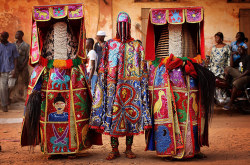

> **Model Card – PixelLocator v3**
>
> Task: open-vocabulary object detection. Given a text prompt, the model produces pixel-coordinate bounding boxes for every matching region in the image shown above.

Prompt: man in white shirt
[86,38,98,96]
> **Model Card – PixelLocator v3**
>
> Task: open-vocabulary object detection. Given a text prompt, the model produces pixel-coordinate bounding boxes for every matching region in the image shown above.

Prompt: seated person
[224,46,250,110]
[230,32,248,65]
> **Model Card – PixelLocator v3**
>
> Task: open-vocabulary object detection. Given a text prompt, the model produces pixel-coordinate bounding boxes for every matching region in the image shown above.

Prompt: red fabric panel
[200,20,205,59]
[145,17,155,61]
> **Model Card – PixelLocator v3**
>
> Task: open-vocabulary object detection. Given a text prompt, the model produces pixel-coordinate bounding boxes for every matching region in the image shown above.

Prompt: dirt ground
[0,103,250,165]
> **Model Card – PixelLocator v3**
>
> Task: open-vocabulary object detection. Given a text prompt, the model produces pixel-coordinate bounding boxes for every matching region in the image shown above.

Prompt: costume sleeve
[139,43,152,128]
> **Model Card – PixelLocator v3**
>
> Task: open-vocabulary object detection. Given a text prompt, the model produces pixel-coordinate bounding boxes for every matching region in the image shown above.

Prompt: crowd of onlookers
[207,32,250,110]
[0,31,29,112]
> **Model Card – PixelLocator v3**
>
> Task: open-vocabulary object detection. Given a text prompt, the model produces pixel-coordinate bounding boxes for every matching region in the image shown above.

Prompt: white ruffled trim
[54,22,68,60]
[169,24,182,57]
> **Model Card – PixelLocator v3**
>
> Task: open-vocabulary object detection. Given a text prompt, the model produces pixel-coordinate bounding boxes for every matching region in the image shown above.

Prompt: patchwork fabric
[146,58,205,159]
[89,39,152,137]
[22,64,101,155]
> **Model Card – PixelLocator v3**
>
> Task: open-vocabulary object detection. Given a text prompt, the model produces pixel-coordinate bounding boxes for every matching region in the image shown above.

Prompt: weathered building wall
[0,0,250,55]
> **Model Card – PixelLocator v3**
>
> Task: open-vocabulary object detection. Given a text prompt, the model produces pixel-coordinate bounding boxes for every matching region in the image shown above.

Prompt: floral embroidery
[186,8,202,23]
[151,9,167,24]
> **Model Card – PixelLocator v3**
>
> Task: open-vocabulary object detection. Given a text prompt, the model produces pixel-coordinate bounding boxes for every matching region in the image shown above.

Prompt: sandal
[106,151,120,160]
[124,150,136,159]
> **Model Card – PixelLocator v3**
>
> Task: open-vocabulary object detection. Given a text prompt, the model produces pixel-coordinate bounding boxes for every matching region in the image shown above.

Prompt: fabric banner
[68,5,84,19]
[34,7,50,21]
[77,20,86,60]
[151,9,167,25]
[51,6,68,19]
[186,8,203,23]
[168,9,185,24]
[33,4,84,21]
[150,7,203,25]
[30,21,40,64]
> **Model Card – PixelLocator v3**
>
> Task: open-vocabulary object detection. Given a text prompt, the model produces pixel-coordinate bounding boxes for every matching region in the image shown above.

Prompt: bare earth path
[0,103,250,165]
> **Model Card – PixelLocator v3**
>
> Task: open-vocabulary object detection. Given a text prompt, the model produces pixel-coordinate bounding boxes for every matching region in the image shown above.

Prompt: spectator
[94,31,106,72]
[208,32,231,78]
[230,32,248,67]
[224,46,250,110]
[0,32,19,112]
[14,30,30,100]
[86,38,98,96]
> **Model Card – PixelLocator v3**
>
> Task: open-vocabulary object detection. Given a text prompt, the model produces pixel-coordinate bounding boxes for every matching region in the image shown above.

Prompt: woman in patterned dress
[208,32,231,78]
[208,32,231,104]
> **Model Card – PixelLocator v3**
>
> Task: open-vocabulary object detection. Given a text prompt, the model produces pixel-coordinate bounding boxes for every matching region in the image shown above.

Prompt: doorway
[239,9,250,50]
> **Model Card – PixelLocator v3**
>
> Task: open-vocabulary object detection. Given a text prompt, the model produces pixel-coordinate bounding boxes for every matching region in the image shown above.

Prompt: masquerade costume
[145,7,215,159]
[89,12,151,159]
[21,4,102,155]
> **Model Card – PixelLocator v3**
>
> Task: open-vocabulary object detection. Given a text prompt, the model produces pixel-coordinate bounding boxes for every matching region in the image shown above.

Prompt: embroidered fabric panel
[31,22,40,64]
[89,39,151,137]
[34,7,50,21]
[168,24,183,57]
[151,9,167,25]
[68,5,84,19]
[168,9,185,24]
[51,6,68,18]
[146,62,201,159]
[33,4,83,21]
[186,8,203,23]
[34,65,95,154]
[150,7,203,25]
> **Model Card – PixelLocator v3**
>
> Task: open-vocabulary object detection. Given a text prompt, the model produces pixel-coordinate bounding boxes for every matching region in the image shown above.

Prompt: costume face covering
[116,12,131,42]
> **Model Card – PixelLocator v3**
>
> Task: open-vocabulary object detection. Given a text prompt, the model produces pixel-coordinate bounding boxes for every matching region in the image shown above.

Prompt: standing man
[0,32,19,112]
[94,31,106,72]
[14,30,30,100]
[86,38,98,96]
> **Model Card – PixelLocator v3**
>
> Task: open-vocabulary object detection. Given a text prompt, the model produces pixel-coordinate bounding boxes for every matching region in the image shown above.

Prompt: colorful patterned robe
[146,57,207,159]
[89,39,152,137]
[21,64,102,155]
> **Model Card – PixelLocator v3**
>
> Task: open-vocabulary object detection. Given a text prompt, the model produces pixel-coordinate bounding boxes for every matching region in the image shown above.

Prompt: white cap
[96,31,106,36]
